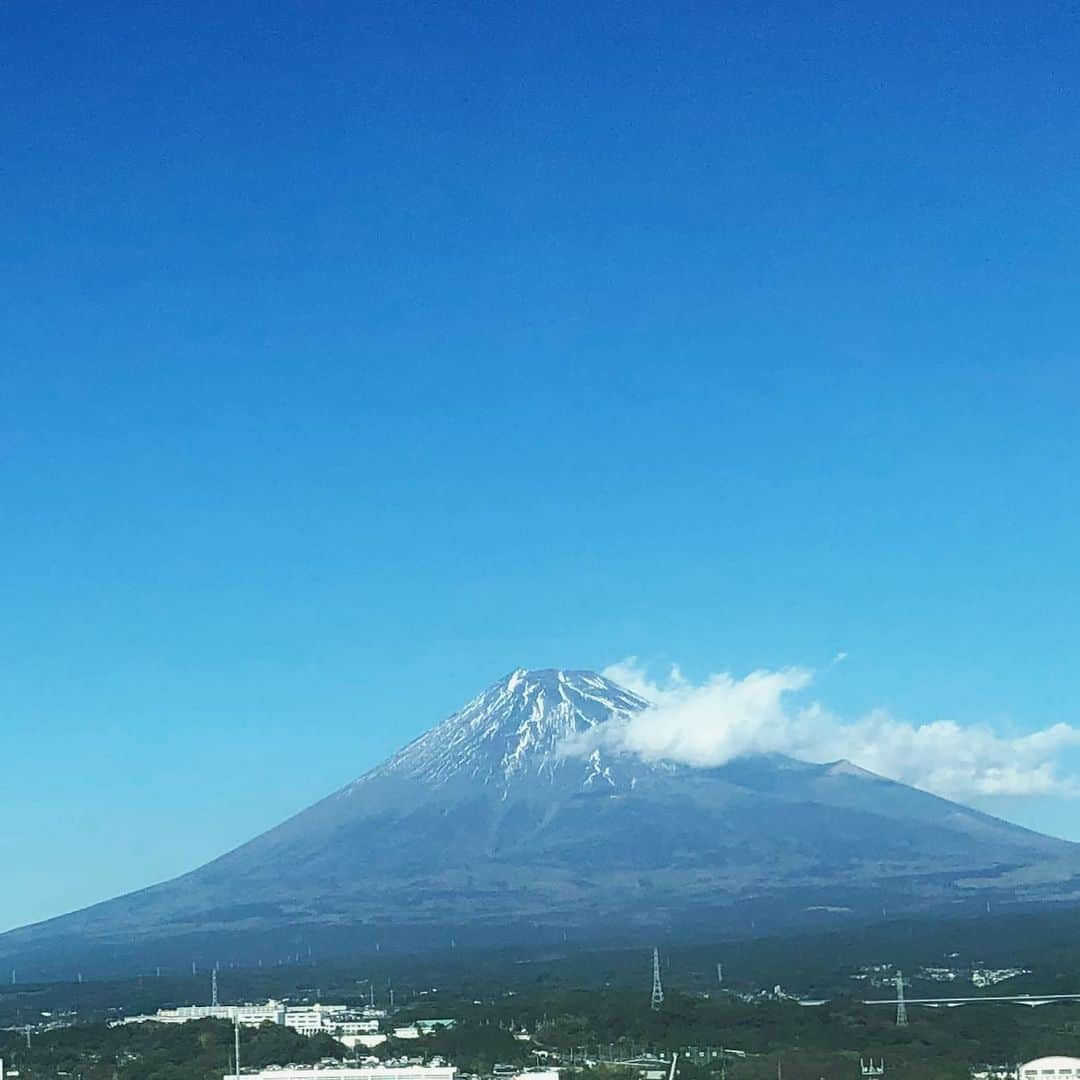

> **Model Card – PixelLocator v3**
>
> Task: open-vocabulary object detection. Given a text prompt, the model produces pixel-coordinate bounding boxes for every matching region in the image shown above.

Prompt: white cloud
[564,658,1080,801]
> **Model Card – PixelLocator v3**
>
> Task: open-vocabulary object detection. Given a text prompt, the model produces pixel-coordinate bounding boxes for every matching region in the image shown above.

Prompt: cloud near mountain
[559,658,1080,800]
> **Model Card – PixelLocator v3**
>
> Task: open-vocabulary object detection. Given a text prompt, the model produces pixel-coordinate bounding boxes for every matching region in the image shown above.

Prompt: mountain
[5,667,1080,976]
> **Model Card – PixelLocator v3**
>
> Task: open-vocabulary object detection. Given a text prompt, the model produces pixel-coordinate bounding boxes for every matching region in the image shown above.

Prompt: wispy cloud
[563,658,1080,801]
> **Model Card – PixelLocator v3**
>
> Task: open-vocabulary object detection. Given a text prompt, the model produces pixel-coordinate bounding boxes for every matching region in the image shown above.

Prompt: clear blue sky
[2,0,1079,933]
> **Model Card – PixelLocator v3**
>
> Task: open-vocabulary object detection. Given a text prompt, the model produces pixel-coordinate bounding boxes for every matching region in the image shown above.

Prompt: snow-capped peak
[366,668,649,790]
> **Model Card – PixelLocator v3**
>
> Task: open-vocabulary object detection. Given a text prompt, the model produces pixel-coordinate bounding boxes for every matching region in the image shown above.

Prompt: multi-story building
[282,1004,348,1035]
[1019,1059,1080,1080]
[125,1000,385,1036]
[126,1002,288,1027]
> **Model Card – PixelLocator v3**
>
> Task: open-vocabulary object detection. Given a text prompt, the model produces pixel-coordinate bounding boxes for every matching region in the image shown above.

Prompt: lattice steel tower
[894,971,907,1027]
[651,948,664,1011]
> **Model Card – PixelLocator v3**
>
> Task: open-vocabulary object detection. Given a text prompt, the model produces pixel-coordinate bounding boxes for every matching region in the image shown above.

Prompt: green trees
[0,1019,347,1080]
[4,988,1080,1080]
[383,1022,531,1074]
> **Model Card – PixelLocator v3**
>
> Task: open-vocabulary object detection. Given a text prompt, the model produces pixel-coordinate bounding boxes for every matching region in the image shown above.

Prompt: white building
[338,1021,382,1036]
[339,1034,389,1051]
[1019,1058,1080,1080]
[226,1067,456,1080]
[127,1002,288,1027]
[283,1004,348,1035]
[415,1021,456,1035]
[125,1000,383,1038]
[973,968,1030,988]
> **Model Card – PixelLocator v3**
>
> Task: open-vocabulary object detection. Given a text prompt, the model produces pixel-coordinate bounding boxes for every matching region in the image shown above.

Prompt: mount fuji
[5,668,1080,975]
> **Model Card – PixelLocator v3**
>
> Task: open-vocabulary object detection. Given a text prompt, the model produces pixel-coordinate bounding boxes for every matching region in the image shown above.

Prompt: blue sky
[2,0,1079,933]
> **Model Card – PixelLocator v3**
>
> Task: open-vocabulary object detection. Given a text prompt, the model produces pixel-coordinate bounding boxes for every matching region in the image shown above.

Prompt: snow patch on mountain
[360,668,650,791]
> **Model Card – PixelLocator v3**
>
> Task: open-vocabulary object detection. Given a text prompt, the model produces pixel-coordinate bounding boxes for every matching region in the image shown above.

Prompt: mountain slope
[4,668,1080,974]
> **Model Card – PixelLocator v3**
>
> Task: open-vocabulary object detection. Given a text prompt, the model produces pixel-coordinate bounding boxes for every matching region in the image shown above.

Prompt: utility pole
[234,1015,241,1080]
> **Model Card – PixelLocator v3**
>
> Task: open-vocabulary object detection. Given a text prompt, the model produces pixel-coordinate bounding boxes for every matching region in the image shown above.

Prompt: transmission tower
[894,971,908,1027]
[212,966,219,1008]
[650,948,664,1011]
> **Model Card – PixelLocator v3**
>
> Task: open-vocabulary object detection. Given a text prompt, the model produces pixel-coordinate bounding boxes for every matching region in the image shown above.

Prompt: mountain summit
[365,667,648,790]
[4,667,1080,976]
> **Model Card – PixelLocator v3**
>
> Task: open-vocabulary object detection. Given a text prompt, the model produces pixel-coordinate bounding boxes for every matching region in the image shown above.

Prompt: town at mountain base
[5,668,1080,976]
